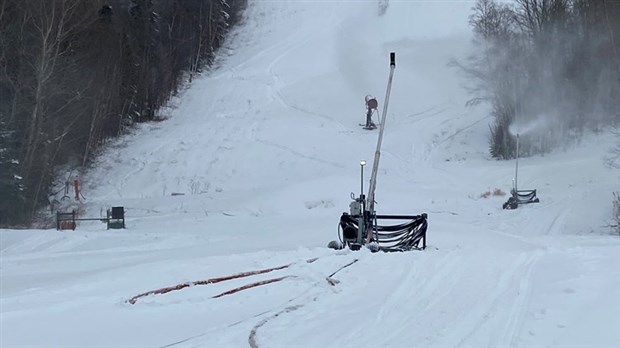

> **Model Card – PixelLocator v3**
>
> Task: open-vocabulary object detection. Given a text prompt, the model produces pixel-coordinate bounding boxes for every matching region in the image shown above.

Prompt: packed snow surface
[2,1,619,347]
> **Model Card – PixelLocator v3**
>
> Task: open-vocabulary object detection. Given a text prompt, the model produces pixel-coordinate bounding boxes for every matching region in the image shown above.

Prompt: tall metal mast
[514,133,519,193]
[513,74,519,194]
[365,52,396,242]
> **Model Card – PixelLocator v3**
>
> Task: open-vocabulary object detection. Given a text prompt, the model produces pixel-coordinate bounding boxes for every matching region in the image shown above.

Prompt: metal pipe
[366,52,396,242]
[515,133,519,193]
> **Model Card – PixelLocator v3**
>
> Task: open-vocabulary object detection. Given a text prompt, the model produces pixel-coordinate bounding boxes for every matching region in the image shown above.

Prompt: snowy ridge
[1,1,619,347]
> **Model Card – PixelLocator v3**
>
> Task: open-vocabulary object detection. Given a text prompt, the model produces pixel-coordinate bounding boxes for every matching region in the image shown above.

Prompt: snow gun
[502,133,540,209]
[329,52,428,252]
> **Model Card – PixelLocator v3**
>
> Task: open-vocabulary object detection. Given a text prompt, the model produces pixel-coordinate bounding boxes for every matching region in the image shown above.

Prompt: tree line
[461,0,620,159]
[0,0,247,227]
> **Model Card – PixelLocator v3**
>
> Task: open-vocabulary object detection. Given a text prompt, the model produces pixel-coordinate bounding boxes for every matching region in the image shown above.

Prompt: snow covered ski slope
[1,1,619,347]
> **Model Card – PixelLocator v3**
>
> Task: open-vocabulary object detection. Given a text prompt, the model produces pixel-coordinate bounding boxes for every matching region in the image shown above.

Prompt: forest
[0,0,247,226]
[463,0,619,159]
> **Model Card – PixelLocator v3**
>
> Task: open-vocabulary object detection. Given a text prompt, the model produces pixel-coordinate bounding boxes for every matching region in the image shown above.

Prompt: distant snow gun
[363,95,379,130]
[503,133,540,209]
[329,52,428,252]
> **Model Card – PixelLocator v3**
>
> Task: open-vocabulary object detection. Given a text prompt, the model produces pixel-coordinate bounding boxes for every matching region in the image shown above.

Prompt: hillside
[1,1,619,347]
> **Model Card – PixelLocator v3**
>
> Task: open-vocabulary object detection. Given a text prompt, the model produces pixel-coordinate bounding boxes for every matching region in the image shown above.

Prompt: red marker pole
[74,177,80,201]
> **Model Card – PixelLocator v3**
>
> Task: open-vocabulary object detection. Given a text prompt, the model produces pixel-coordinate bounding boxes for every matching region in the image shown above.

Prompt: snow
[2,1,619,347]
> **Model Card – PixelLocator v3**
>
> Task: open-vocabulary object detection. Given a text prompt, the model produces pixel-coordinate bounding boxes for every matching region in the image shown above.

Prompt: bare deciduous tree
[458,0,620,159]
[0,0,248,226]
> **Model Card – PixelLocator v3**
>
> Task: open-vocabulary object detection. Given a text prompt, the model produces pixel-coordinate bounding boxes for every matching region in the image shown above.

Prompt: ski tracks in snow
[422,114,490,163]
[335,247,543,347]
[245,256,360,348]
[151,253,360,348]
[248,304,305,348]
[254,138,345,169]
[264,11,347,132]
[372,251,463,344]
[450,250,543,348]
[503,251,542,348]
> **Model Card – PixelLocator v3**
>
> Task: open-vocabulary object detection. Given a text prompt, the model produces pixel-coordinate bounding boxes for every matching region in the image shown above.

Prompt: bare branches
[0,0,249,226]
[457,0,620,159]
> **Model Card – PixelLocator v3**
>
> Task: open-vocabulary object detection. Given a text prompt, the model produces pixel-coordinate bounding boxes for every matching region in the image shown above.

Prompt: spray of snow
[508,115,551,137]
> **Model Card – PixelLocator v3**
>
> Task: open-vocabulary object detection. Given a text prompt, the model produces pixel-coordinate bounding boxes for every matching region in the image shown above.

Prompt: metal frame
[339,213,427,251]
[503,134,540,209]
[56,206,125,230]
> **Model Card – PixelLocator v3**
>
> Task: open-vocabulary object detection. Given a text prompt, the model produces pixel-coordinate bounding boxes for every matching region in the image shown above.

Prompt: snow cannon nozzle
[390,52,395,68]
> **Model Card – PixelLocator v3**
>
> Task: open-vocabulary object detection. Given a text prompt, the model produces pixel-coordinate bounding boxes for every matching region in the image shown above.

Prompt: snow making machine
[503,133,540,209]
[362,95,379,130]
[328,52,428,252]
